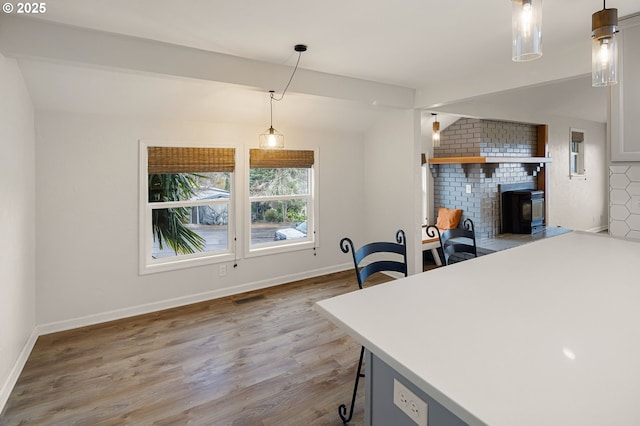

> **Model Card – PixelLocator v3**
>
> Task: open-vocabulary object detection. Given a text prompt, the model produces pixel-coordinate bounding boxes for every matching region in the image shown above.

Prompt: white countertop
[316,231,640,426]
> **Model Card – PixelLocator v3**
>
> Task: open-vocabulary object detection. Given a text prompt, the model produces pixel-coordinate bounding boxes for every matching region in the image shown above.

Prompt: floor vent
[233,294,265,305]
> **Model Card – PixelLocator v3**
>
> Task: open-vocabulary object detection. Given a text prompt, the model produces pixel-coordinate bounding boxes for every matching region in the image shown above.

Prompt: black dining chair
[337,229,408,423]
[426,218,477,266]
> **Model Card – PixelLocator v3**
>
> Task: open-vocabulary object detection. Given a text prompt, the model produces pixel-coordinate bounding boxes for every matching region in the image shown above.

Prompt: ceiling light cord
[259,44,306,149]
[269,91,275,127]
[271,50,303,103]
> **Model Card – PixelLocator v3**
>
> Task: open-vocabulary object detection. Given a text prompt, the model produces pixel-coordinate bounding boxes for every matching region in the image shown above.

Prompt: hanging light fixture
[432,113,441,148]
[511,0,543,62]
[591,1,619,87]
[259,44,307,149]
[260,91,284,149]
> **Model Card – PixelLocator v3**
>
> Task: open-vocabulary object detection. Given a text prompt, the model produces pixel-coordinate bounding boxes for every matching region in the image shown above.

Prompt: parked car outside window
[274,221,307,241]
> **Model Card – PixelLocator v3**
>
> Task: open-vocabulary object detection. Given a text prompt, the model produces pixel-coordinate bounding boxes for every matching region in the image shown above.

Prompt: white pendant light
[259,44,307,149]
[432,113,441,148]
[511,0,543,62]
[591,2,619,87]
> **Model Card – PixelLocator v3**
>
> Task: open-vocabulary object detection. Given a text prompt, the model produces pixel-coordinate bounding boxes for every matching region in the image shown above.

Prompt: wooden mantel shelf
[428,156,552,165]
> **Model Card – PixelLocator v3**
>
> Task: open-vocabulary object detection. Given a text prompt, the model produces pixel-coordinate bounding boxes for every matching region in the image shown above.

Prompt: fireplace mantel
[428,156,552,165]
[427,120,550,239]
[428,156,552,178]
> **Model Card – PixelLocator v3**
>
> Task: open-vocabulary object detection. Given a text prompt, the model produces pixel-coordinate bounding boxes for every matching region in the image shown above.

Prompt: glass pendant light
[259,44,307,149]
[512,0,543,62]
[259,91,284,149]
[432,113,441,148]
[591,2,619,87]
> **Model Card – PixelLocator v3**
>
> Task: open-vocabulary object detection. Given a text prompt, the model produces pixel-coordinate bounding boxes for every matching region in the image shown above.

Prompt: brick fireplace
[429,117,548,240]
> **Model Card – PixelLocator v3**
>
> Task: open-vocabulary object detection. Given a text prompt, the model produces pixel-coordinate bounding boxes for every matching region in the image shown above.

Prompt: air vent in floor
[233,294,265,305]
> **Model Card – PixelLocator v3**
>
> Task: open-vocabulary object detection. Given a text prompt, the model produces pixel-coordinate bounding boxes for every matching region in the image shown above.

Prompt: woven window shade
[148,147,235,174]
[250,149,314,169]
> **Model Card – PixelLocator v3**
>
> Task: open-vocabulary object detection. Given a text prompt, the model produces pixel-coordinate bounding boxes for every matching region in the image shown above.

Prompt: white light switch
[466,184,472,194]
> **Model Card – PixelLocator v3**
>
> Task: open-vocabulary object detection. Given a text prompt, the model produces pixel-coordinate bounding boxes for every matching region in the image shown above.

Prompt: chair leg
[338,345,365,423]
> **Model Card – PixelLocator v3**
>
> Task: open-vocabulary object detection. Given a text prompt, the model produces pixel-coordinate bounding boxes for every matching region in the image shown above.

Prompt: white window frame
[245,148,318,258]
[570,128,586,180]
[139,140,237,274]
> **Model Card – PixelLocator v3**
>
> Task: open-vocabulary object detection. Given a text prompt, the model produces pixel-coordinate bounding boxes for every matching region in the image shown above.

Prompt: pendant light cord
[271,50,304,102]
[269,91,275,127]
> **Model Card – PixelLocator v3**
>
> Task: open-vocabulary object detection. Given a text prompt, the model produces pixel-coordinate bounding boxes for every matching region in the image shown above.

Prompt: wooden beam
[0,15,415,109]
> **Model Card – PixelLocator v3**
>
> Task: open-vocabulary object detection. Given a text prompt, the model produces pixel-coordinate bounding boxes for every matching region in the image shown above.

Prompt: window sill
[245,240,316,258]
[140,252,236,275]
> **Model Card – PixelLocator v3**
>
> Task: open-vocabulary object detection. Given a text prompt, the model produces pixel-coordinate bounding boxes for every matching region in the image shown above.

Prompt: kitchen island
[316,231,640,425]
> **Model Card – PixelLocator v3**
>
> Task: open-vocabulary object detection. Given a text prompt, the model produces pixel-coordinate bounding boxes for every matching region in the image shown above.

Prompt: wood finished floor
[1,271,392,426]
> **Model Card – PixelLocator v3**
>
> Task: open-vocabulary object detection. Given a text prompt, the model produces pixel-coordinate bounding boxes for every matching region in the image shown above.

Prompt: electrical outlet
[466,184,472,194]
[393,379,428,426]
[219,264,226,276]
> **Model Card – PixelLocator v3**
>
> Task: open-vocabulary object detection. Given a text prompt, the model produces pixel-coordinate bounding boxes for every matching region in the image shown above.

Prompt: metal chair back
[340,229,408,289]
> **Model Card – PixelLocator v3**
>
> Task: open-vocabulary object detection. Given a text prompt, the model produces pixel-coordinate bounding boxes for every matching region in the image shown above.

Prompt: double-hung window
[140,143,235,273]
[570,128,586,178]
[248,149,316,254]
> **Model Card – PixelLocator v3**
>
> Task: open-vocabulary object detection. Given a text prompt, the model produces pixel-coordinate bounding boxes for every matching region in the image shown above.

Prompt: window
[248,149,316,253]
[570,128,586,179]
[140,143,235,273]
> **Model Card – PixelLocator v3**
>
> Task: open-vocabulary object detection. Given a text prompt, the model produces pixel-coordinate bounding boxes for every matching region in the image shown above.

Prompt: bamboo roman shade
[571,131,584,143]
[148,147,235,173]
[249,149,314,169]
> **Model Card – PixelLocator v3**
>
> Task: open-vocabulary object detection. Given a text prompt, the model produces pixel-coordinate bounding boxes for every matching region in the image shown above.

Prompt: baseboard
[586,225,608,233]
[0,328,39,414]
[37,263,354,336]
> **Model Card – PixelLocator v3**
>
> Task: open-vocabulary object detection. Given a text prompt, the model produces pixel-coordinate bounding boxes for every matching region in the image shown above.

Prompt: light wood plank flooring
[1,271,391,426]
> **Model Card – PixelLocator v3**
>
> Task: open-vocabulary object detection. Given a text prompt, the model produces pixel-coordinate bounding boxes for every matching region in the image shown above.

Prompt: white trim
[569,127,586,178]
[244,146,319,258]
[139,140,238,275]
[143,252,237,274]
[0,329,39,413]
[245,240,316,258]
[585,225,608,233]
[37,263,354,336]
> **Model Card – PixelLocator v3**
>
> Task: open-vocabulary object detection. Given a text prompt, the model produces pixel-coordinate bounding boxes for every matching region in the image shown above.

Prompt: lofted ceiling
[2,0,638,129]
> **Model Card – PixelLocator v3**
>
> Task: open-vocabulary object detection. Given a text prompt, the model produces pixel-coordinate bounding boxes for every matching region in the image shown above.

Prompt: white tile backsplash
[609,165,640,240]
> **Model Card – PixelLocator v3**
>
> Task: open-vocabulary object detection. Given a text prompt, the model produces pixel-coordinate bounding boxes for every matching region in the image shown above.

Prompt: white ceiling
[5,0,639,129]
[21,0,639,89]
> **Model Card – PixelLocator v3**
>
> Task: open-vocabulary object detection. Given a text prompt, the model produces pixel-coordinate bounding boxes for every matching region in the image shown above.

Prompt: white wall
[34,111,366,329]
[363,109,423,274]
[546,117,607,231]
[0,55,36,409]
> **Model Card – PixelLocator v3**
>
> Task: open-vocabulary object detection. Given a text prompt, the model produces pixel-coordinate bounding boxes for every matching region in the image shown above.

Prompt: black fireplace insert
[502,190,544,234]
